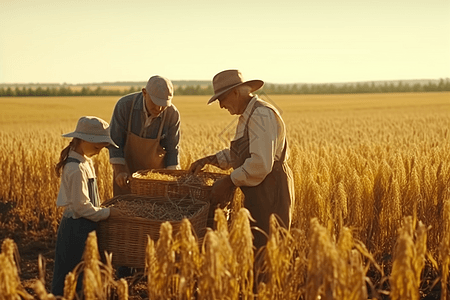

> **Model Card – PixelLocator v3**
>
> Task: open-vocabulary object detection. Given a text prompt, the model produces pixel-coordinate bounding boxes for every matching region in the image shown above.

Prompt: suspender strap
[64,157,99,207]
[156,111,166,141]
[127,94,138,134]
[66,157,81,164]
[279,139,288,163]
[244,100,288,163]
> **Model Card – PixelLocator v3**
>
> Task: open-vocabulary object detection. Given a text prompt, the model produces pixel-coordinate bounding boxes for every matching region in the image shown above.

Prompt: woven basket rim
[131,169,227,182]
[102,194,204,206]
[101,194,209,224]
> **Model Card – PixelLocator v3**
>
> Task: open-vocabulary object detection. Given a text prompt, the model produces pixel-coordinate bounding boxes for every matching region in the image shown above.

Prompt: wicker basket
[97,194,209,268]
[130,169,228,201]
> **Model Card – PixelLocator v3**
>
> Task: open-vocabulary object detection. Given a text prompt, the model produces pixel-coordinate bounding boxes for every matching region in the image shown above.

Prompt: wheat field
[1,92,450,299]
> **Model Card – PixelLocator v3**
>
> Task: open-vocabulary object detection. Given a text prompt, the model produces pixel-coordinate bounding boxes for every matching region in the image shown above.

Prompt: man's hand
[210,175,235,209]
[188,155,218,175]
[115,172,130,188]
[112,164,130,188]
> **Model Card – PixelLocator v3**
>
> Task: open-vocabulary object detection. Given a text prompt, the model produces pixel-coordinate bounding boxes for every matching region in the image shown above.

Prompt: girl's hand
[109,207,124,219]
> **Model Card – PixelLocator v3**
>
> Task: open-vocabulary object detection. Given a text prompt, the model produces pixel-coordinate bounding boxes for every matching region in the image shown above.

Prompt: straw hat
[207,69,264,104]
[62,116,118,148]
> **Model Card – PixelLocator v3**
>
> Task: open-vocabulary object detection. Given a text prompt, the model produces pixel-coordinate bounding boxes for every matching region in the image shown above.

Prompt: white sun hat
[62,116,118,148]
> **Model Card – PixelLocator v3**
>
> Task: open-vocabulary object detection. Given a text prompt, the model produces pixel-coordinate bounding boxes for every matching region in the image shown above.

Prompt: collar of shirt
[68,150,87,163]
[234,96,259,140]
[239,95,259,124]
[142,97,157,128]
[68,150,96,178]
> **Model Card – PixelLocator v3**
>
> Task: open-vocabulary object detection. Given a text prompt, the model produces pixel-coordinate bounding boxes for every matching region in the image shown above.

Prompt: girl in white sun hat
[51,116,123,296]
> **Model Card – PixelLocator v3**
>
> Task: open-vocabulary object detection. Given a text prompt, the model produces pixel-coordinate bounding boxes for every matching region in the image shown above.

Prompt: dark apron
[51,157,99,296]
[114,94,166,196]
[230,100,295,250]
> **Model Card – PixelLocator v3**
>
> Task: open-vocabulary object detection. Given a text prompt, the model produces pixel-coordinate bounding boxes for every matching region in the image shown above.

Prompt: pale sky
[1,0,449,84]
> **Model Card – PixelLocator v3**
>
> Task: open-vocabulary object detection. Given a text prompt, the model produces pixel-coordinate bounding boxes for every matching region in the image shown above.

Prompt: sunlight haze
[1,0,449,84]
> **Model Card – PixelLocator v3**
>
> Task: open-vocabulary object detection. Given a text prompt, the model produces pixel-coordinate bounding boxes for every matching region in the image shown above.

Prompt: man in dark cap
[109,75,181,196]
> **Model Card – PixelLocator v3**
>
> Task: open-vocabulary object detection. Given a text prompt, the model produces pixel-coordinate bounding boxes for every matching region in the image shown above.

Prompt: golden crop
[1,92,450,299]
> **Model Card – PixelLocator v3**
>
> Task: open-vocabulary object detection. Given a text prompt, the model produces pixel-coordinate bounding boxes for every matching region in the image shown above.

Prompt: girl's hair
[55,138,82,177]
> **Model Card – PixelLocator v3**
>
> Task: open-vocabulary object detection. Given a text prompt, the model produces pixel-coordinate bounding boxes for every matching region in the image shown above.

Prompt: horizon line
[0,78,449,86]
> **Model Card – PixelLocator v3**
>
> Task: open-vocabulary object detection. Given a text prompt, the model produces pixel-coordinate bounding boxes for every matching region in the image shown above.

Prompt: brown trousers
[241,160,294,250]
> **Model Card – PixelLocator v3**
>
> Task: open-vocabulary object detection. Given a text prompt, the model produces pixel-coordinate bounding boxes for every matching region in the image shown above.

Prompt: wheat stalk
[0,239,33,300]
[390,216,427,300]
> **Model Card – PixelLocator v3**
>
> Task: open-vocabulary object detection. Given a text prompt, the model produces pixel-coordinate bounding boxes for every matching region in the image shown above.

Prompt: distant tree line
[0,86,141,97]
[175,85,214,95]
[1,79,449,97]
[260,78,450,94]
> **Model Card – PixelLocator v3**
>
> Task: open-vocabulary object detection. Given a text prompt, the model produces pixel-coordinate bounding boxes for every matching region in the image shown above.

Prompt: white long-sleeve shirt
[56,151,110,222]
[215,96,286,187]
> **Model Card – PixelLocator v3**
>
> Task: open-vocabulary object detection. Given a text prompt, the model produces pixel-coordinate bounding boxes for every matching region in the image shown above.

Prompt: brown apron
[113,94,167,196]
[230,100,295,250]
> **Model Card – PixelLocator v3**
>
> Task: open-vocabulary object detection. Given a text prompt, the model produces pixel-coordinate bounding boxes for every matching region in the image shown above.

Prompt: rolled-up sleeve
[216,149,233,170]
[230,107,279,187]
[163,107,181,168]
[109,97,129,165]
[63,167,110,222]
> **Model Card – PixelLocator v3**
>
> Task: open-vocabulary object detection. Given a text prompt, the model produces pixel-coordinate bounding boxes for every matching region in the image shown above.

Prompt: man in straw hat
[189,69,295,250]
[109,75,181,196]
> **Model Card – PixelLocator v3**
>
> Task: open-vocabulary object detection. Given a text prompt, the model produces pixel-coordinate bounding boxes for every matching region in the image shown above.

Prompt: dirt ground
[0,221,148,299]
[0,227,56,294]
